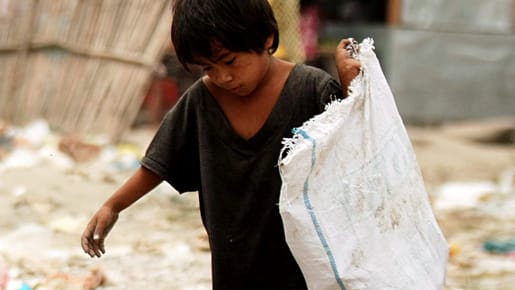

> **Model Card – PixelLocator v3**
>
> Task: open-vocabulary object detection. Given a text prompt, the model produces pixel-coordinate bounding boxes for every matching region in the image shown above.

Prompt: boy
[81,0,360,289]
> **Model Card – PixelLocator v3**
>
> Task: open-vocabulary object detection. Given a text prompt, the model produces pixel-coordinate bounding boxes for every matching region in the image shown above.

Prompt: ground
[0,117,514,290]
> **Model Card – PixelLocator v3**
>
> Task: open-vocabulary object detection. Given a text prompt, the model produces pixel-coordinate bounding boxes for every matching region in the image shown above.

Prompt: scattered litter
[82,267,106,290]
[48,215,86,234]
[0,120,13,160]
[0,258,8,290]
[498,166,515,194]
[1,149,40,169]
[98,144,141,172]
[18,283,31,290]
[0,119,147,176]
[15,119,50,148]
[483,239,515,255]
[163,242,194,264]
[58,136,101,163]
[0,224,58,263]
[11,186,26,197]
[449,241,461,257]
[434,181,498,210]
[37,146,74,170]
[42,268,106,290]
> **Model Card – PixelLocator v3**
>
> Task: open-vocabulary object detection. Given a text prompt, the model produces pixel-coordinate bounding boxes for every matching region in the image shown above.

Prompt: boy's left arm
[335,38,361,97]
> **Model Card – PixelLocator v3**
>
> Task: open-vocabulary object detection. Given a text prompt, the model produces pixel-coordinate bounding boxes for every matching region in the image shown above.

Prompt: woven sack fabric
[278,38,449,290]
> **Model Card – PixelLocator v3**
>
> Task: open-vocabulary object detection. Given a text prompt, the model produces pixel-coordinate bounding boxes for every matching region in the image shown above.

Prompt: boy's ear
[265,35,274,53]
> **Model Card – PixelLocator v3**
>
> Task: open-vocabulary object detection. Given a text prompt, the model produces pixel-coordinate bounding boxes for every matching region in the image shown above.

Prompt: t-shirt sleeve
[140,93,200,193]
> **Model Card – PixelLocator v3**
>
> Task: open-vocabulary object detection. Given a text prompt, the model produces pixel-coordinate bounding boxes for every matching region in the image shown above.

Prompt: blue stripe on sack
[293,128,346,290]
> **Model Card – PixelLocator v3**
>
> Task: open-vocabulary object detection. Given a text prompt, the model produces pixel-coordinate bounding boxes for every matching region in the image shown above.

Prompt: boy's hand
[81,206,119,258]
[335,38,361,96]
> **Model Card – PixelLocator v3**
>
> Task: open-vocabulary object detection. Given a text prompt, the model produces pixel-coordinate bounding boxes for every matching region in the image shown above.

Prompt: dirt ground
[0,117,514,290]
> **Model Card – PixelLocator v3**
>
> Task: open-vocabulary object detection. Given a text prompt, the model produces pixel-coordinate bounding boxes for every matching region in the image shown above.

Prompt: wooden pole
[387,0,401,26]
[512,0,515,32]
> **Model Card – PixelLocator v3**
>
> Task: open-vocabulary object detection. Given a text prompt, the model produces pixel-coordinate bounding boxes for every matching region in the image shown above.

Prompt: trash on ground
[483,239,515,255]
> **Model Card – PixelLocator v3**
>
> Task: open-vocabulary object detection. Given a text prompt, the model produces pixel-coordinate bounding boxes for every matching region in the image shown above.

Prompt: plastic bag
[278,38,448,290]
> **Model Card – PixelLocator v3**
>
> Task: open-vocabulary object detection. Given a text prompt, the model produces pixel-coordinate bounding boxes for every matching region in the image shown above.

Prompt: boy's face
[194,39,273,97]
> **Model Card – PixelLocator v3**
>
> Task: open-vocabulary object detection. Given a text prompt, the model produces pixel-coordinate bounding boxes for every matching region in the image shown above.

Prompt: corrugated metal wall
[323,0,515,122]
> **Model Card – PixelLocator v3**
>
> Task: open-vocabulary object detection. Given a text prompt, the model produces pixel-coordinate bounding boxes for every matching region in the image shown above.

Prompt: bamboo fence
[0,0,172,140]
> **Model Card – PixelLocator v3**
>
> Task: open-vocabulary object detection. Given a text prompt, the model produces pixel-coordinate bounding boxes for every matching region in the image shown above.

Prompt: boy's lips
[230,85,242,92]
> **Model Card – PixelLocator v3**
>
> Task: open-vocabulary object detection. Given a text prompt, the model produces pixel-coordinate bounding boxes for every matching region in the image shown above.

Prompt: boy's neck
[203,57,295,140]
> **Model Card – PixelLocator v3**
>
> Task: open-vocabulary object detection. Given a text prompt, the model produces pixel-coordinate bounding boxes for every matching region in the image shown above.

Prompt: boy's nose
[216,70,233,84]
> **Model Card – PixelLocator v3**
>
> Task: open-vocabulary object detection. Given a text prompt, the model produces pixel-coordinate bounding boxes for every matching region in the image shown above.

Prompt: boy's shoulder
[292,63,334,80]
[162,77,207,119]
[182,77,206,97]
[288,63,337,88]
[174,77,208,106]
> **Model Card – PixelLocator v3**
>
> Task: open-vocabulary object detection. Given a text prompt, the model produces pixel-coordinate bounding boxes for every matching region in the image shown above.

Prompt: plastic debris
[0,118,146,177]
[483,239,515,255]
[42,268,106,290]
[11,186,26,197]
[37,146,75,170]
[97,144,141,173]
[1,149,40,169]
[0,120,13,160]
[448,241,461,257]
[82,268,106,290]
[0,258,8,290]
[112,143,141,171]
[15,119,50,148]
[498,166,515,194]
[433,181,497,209]
[48,215,86,234]
[58,136,101,163]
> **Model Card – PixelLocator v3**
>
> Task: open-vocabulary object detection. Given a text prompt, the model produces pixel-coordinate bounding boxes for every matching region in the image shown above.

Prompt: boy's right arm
[81,166,163,258]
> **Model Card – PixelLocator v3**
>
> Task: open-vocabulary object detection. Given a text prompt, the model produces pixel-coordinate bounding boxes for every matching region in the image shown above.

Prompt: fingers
[81,229,96,258]
[81,209,119,258]
[337,38,353,50]
[334,38,361,94]
[342,58,361,73]
[337,38,359,59]
[96,232,106,256]
[81,219,106,258]
[337,38,354,52]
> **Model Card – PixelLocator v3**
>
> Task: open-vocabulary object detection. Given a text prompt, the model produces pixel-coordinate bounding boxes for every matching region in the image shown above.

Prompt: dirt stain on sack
[374,201,401,233]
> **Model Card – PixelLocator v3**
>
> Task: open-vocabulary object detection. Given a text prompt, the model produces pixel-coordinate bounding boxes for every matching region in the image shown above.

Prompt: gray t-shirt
[141,64,343,290]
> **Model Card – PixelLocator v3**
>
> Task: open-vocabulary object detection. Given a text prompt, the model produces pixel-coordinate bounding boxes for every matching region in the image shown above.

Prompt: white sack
[278,38,448,290]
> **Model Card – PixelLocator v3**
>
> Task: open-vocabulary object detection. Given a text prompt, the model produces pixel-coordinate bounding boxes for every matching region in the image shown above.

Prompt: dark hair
[171,0,279,70]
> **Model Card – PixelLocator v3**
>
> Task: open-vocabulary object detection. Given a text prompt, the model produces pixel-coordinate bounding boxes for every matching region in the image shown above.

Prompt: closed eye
[224,57,236,65]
